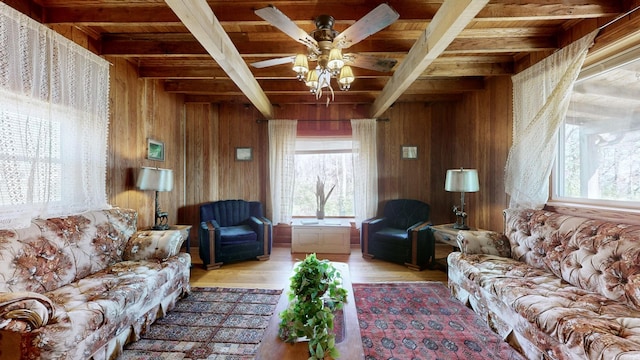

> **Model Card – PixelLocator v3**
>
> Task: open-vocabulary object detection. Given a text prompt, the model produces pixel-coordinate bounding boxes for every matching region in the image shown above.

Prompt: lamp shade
[327,48,344,71]
[445,168,479,192]
[292,54,309,74]
[136,167,174,192]
[338,65,355,85]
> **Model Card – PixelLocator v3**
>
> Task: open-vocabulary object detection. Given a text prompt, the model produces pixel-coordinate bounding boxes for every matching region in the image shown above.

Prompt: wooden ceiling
[11,0,635,118]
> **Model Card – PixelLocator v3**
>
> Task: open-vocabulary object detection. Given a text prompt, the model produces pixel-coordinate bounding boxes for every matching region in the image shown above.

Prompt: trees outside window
[555,56,640,204]
[293,138,354,217]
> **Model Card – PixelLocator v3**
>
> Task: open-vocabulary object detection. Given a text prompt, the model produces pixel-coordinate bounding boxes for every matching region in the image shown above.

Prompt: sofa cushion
[16,254,191,360]
[0,208,137,294]
[449,252,640,359]
[123,230,184,261]
[504,209,640,310]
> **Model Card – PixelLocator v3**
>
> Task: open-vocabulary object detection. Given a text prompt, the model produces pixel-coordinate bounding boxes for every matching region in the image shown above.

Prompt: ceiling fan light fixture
[292,54,309,80]
[338,65,354,91]
[327,48,344,73]
[305,69,319,92]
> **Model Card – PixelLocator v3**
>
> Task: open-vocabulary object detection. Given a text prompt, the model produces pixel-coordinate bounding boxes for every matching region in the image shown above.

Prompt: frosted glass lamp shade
[136,167,174,192]
[327,48,344,71]
[445,168,479,193]
[292,54,309,75]
[338,65,355,85]
[305,69,319,89]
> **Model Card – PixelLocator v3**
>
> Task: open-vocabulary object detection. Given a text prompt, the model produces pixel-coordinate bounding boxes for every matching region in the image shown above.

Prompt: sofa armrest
[0,292,55,330]
[456,230,511,257]
[123,230,185,261]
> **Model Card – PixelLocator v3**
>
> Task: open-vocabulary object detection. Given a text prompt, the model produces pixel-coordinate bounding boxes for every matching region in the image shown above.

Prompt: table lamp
[445,168,479,230]
[136,167,174,230]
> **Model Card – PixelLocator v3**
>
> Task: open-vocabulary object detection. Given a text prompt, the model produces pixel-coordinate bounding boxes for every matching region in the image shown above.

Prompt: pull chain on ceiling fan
[253,3,399,105]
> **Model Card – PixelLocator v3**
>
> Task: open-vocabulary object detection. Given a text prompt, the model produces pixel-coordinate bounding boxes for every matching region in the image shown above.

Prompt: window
[0,5,110,229]
[554,53,640,205]
[0,102,62,206]
[293,137,354,217]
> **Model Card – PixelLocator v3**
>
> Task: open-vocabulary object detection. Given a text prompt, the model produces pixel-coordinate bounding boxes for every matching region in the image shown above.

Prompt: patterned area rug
[354,282,525,360]
[119,287,282,360]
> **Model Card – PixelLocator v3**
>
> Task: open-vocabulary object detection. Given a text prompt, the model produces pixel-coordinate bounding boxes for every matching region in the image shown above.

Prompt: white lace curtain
[505,31,598,209]
[351,119,378,227]
[267,120,297,224]
[0,3,110,229]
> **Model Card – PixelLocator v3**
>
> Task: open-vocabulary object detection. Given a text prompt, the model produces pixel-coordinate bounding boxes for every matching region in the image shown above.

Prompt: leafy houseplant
[315,176,335,220]
[278,254,348,360]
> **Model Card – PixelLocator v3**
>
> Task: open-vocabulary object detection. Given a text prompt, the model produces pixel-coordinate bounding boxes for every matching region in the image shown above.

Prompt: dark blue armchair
[361,199,431,270]
[199,200,272,270]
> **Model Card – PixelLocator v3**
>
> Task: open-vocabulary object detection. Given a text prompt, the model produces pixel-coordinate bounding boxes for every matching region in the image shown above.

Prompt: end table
[429,223,479,269]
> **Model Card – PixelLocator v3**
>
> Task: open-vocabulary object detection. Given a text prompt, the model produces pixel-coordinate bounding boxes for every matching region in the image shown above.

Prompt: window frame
[550,45,640,210]
[292,135,355,218]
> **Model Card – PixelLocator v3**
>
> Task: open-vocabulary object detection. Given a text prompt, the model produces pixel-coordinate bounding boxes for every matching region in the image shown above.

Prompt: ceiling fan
[251,4,400,101]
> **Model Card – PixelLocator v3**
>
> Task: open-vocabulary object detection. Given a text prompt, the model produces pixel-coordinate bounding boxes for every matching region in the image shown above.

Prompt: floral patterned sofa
[448,208,640,360]
[0,208,191,360]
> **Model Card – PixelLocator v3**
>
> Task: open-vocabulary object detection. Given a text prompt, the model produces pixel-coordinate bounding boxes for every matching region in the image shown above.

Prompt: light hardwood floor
[189,244,451,289]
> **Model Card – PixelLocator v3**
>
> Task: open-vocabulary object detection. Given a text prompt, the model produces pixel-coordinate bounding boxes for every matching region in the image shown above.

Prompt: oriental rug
[353,282,525,360]
[119,287,282,360]
[119,283,524,360]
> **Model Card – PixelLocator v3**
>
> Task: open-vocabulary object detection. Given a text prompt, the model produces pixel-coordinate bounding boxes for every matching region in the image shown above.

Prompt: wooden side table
[428,224,479,269]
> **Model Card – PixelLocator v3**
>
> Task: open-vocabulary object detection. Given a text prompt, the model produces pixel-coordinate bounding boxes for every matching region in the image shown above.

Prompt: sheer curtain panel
[505,31,597,209]
[351,119,378,227]
[0,3,110,229]
[268,120,297,224]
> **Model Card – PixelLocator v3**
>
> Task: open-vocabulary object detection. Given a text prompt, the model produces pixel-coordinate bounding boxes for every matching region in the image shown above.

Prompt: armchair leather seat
[361,199,431,270]
[220,225,256,244]
[199,199,272,270]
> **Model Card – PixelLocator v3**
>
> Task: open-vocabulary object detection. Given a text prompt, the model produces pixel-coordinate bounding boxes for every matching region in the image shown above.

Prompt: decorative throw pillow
[457,230,511,257]
[123,230,184,261]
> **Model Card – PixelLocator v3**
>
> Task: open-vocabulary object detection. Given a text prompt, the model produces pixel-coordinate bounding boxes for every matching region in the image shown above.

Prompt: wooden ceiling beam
[42,1,621,24]
[182,93,463,105]
[139,58,513,79]
[370,0,490,118]
[164,78,482,94]
[164,0,273,118]
[100,36,555,57]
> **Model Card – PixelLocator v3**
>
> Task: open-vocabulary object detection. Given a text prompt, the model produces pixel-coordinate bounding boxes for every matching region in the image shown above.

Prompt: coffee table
[255,262,364,359]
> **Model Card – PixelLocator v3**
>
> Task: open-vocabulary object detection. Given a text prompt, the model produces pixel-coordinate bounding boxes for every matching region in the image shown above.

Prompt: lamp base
[452,221,470,230]
[152,224,170,230]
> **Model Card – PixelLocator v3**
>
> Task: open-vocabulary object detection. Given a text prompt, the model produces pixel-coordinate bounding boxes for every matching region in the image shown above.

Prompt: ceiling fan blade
[250,56,296,69]
[334,4,399,49]
[255,5,318,50]
[345,53,397,73]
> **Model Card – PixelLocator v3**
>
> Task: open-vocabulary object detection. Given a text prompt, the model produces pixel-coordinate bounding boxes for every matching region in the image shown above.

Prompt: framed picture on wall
[401,145,418,159]
[147,138,165,161]
[236,147,253,161]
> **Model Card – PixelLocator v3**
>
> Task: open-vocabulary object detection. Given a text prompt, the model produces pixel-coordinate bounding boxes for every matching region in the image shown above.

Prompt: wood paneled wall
[50,24,512,249]
[450,76,513,231]
[182,81,513,246]
[105,57,186,232]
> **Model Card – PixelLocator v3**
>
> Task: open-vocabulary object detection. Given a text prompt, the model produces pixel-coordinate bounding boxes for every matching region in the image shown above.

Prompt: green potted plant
[315,176,335,220]
[278,253,348,360]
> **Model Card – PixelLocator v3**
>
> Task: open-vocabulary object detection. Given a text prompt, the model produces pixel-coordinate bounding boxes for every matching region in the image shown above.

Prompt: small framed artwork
[401,145,418,159]
[235,147,253,161]
[147,138,165,161]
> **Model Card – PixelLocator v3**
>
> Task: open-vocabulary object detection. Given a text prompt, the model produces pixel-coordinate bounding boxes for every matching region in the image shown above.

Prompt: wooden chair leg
[204,222,223,270]
[361,222,374,259]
